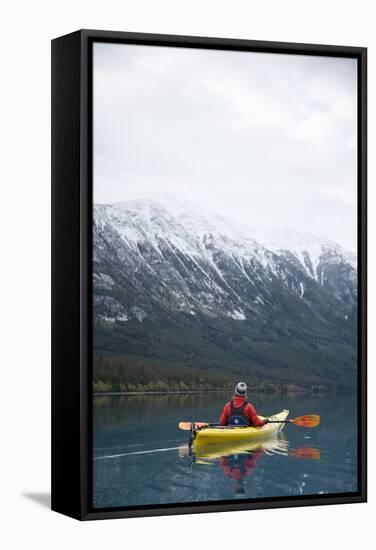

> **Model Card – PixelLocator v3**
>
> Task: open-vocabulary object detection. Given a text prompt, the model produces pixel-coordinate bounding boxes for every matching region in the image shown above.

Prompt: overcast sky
[93,43,357,251]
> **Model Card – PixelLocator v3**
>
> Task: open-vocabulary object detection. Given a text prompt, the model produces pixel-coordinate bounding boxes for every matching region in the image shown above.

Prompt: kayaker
[219,382,268,427]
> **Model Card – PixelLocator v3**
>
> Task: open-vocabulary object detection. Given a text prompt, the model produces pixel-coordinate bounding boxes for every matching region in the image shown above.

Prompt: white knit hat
[234,382,247,396]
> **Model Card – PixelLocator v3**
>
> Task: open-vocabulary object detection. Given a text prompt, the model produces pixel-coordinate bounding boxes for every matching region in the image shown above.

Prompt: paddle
[268,415,320,428]
[179,421,214,431]
[178,415,320,431]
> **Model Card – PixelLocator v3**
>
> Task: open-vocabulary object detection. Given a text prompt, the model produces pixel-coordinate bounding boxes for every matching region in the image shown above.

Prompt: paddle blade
[291,447,321,460]
[178,444,190,457]
[178,421,209,431]
[292,415,320,428]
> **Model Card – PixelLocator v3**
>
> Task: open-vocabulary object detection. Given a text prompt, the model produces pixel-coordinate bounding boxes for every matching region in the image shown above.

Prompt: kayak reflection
[178,433,320,497]
[193,431,290,460]
[194,435,289,497]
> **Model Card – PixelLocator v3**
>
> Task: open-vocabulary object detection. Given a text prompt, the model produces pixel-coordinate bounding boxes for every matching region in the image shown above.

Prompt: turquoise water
[93,393,358,508]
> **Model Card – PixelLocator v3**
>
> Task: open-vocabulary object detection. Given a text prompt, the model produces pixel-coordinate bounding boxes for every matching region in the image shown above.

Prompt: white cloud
[93,43,357,252]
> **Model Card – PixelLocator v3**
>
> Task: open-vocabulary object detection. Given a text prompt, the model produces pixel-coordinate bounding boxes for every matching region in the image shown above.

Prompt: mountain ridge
[93,198,357,391]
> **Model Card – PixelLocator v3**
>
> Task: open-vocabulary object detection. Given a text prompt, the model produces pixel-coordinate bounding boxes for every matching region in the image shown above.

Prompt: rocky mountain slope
[93,199,357,390]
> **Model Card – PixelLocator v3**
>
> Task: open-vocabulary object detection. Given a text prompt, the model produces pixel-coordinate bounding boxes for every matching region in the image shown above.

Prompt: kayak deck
[193,410,289,453]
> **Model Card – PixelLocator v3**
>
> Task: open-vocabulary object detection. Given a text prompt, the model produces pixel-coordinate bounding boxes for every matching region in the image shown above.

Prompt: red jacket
[219,396,267,427]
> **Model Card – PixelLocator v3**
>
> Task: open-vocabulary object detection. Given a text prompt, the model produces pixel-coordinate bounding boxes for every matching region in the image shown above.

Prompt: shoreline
[93,387,325,397]
[93,389,230,397]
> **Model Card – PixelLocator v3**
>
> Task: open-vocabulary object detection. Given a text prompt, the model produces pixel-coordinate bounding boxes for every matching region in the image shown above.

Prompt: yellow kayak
[193,409,289,455]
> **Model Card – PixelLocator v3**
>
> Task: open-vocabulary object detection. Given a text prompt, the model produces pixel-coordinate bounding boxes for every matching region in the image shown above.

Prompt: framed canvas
[51,29,367,520]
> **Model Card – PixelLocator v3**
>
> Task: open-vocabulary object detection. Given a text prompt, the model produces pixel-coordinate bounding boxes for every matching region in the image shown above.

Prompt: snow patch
[98,313,128,323]
[228,309,246,321]
[132,307,147,322]
[116,314,129,322]
[299,282,304,299]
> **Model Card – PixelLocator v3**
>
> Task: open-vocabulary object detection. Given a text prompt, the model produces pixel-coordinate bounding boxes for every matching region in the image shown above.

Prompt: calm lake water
[93,393,358,508]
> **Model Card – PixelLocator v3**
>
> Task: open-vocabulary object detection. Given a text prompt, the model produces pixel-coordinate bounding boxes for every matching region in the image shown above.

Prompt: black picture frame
[51,29,367,520]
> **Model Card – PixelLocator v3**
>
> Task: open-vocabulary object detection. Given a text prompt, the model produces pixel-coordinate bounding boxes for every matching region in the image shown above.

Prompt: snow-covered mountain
[251,226,356,275]
[94,199,356,322]
[93,198,357,389]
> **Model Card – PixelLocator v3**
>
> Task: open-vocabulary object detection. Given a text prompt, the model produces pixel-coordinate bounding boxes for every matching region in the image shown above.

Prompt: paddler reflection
[198,435,289,495]
[220,449,264,495]
[179,434,289,496]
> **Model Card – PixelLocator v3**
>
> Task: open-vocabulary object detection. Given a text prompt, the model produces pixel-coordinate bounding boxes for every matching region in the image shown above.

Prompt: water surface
[93,393,357,508]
